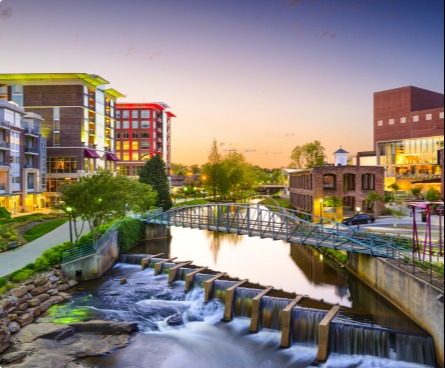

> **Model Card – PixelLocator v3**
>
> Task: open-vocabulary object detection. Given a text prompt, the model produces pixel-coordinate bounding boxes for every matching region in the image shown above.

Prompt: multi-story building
[0,73,124,206]
[115,102,175,177]
[288,149,385,218]
[374,86,444,193]
[0,100,46,213]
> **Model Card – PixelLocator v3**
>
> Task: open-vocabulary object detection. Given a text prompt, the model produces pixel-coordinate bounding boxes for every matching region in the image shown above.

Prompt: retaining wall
[347,253,444,367]
[62,232,119,281]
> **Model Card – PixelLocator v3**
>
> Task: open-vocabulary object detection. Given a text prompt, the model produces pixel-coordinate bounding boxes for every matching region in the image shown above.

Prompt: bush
[0,207,11,220]
[34,256,50,272]
[116,218,145,253]
[9,268,35,283]
[0,277,6,287]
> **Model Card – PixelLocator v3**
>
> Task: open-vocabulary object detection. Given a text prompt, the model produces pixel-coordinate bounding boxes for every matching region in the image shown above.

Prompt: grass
[23,218,69,242]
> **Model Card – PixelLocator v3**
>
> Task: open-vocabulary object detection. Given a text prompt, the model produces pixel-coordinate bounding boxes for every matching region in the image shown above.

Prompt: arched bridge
[144,203,400,258]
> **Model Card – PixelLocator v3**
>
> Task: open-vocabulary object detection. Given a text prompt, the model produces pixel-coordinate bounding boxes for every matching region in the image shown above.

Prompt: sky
[0,0,443,168]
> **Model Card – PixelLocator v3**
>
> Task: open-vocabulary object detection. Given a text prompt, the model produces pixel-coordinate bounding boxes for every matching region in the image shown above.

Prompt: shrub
[0,207,11,220]
[9,269,35,283]
[116,218,145,253]
[0,277,6,287]
[34,256,50,272]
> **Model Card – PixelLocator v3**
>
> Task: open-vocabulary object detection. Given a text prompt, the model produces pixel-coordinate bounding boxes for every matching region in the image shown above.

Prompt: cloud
[320,30,336,41]
[243,149,257,153]
[285,133,295,137]
[0,7,13,19]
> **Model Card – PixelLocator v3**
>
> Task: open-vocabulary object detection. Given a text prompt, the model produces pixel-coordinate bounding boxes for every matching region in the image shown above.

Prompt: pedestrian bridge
[144,203,400,258]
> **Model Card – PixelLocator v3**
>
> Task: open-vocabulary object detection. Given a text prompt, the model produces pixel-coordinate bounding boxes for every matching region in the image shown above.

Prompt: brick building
[115,102,175,177]
[374,86,444,193]
[0,100,46,213]
[0,73,124,206]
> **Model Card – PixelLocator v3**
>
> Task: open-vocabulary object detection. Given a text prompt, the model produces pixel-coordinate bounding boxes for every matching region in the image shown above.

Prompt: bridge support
[141,253,164,270]
[315,305,341,363]
[280,295,304,348]
[249,286,274,333]
[204,273,226,303]
[168,261,193,283]
[185,267,208,292]
[154,257,177,276]
[223,279,249,322]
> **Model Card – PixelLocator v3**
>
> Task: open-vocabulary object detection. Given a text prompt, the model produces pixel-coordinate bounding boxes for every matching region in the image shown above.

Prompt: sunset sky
[0,0,443,168]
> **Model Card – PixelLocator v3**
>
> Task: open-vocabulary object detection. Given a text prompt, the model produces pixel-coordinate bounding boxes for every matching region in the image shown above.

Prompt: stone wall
[0,268,77,354]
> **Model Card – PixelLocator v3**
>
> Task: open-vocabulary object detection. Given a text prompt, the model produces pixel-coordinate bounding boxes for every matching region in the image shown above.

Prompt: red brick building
[374,86,444,193]
[115,103,175,177]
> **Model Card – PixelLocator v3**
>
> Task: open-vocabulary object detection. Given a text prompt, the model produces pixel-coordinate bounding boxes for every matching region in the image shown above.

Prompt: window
[141,110,150,118]
[122,110,129,118]
[322,174,336,189]
[440,112,444,119]
[132,121,139,129]
[426,113,432,121]
[132,152,139,160]
[132,141,139,150]
[47,157,77,173]
[141,132,150,139]
[116,121,121,129]
[400,117,406,124]
[116,110,121,118]
[389,119,394,125]
[141,121,150,128]
[362,174,375,190]
[118,166,129,176]
[377,120,383,127]
[413,115,419,122]
[54,132,60,146]
[132,132,139,138]
[116,132,121,139]
[141,141,150,149]
[122,121,129,129]
[123,132,129,139]
[343,174,356,191]
[123,141,130,150]
[132,110,139,118]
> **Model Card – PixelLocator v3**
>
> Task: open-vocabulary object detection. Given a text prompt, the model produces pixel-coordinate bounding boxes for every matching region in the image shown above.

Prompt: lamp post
[356,206,361,230]
[66,206,73,243]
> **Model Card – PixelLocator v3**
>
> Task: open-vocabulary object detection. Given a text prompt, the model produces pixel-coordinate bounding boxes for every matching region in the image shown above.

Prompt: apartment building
[115,102,175,177]
[0,100,46,213]
[0,73,124,206]
[374,86,444,192]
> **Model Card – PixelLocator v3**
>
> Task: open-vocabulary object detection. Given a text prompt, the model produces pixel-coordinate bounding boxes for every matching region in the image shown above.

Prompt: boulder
[8,321,21,334]
[13,323,75,343]
[10,286,29,299]
[68,320,138,335]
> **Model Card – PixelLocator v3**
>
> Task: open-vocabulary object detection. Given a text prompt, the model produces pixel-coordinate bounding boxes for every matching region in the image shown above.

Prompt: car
[435,205,444,216]
[342,214,375,226]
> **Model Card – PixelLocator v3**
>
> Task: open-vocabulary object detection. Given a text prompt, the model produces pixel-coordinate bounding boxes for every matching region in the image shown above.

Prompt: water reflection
[133,226,423,334]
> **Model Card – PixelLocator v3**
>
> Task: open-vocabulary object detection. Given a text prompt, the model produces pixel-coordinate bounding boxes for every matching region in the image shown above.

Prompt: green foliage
[34,256,50,272]
[23,218,68,242]
[9,268,35,283]
[139,154,172,210]
[0,207,11,220]
[424,187,441,202]
[410,186,423,199]
[324,196,343,208]
[173,199,210,208]
[116,218,145,253]
[289,140,326,168]
[0,277,6,287]
[322,248,348,264]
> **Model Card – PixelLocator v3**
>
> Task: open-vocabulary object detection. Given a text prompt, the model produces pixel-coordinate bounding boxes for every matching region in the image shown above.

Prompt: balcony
[0,141,10,150]
[25,164,35,169]
[25,146,39,154]
[0,162,9,167]
[24,127,41,136]
[0,120,11,130]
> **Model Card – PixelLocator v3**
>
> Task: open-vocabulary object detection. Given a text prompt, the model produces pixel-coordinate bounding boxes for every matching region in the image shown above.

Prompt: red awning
[84,148,101,158]
[106,152,119,161]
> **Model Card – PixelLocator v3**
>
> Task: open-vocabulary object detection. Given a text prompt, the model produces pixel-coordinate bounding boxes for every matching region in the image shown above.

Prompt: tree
[201,139,224,199]
[424,187,441,202]
[289,140,326,168]
[60,171,156,242]
[323,196,343,220]
[366,191,383,215]
[410,186,422,199]
[139,154,173,210]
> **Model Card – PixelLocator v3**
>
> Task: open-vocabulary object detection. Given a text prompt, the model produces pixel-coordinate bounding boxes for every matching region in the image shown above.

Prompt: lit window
[400,117,406,124]
[377,120,383,127]
[123,152,130,160]
[440,111,444,119]
[389,119,394,125]
[426,114,432,120]
[132,153,139,160]
[123,141,130,150]
[132,141,139,149]
[413,115,419,122]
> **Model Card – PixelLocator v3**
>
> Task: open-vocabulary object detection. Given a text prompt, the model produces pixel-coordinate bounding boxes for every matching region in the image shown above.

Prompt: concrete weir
[223,279,249,322]
[154,257,177,276]
[141,253,164,270]
[280,295,304,348]
[185,267,208,292]
[249,286,274,333]
[315,305,341,362]
[204,272,226,303]
[168,261,193,283]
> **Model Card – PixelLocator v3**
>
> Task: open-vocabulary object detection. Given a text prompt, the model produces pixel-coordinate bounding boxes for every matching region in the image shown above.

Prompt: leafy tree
[61,171,156,242]
[170,163,188,176]
[366,191,383,214]
[323,196,343,220]
[139,154,173,210]
[201,139,225,198]
[410,186,423,199]
[222,151,257,199]
[289,140,326,168]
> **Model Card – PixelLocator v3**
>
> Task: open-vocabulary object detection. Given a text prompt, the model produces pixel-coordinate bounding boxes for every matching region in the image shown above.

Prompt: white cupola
[334,147,349,166]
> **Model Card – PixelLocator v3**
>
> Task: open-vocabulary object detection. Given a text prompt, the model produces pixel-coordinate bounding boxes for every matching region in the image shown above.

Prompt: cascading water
[260,296,290,330]
[233,287,260,318]
[291,307,327,346]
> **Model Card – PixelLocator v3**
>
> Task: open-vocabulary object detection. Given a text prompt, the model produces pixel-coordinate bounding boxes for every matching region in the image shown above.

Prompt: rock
[0,350,27,364]
[10,286,29,299]
[57,283,70,291]
[16,313,33,327]
[49,275,60,283]
[8,321,21,333]
[13,323,74,343]
[28,298,41,307]
[166,313,184,326]
[68,320,138,335]
[0,339,10,353]
[50,295,64,305]
[34,276,49,287]
[18,303,29,311]
[40,300,53,312]
[30,284,50,296]
[30,306,42,317]
[58,292,72,301]
[1,299,11,310]
[120,278,127,284]
[67,280,78,287]
[3,350,73,368]
[37,293,50,303]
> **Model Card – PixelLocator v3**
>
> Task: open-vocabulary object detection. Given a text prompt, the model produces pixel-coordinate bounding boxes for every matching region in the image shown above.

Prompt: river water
[50,226,436,368]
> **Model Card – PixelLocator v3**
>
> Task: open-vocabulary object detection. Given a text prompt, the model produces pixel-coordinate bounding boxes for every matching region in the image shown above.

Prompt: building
[374,86,444,194]
[0,73,124,206]
[0,100,46,213]
[115,102,175,177]
[288,149,385,218]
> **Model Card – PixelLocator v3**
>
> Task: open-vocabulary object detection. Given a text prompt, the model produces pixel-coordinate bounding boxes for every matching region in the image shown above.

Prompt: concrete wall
[62,232,119,281]
[144,224,170,240]
[347,253,444,367]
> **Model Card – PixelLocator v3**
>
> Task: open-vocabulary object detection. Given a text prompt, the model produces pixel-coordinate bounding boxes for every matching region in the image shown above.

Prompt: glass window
[400,117,406,124]
[141,132,150,139]
[413,115,419,122]
[132,132,139,138]
[322,174,336,189]
[123,152,130,160]
[123,121,129,129]
[377,120,383,127]
[389,119,394,125]
[132,141,139,149]
[343,174,356,191]
[141,141,150,149]
[123,132,129,139]
[116,141,121,150]
[362,174,375,190]
[426,114,432,120]
[132,110,139,118]
[141,121,150,128]
[132,121,139,129]
[123,141,130,150]
[116,121,121,129]
[132,152,139,160]
[141,110,150,118]
[116,110,121,118]
[122,110,129,118]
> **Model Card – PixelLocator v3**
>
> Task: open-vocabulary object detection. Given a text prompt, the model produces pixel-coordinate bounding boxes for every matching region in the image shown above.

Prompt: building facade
[374,86,444,193]
[0,100,46,213]
[0,73,124,206]
[115,102,175,177]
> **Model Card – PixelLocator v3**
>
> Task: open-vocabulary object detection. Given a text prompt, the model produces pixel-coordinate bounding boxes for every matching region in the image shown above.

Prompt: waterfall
[193,274,214,288]
[213,280,237,301]
[118,254,147,265]
[233,287,261,318]
[259,296,290,330]
[291,307,327,346]
[329,322,436,366]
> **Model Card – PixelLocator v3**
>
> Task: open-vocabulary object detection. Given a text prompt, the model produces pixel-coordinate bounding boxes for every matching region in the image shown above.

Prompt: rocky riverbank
[0,268,137,367]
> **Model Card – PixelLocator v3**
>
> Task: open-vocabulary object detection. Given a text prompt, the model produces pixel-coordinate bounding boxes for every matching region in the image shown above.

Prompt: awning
[84,148,101,159]
[106,152,119,161]
[411,178,441,184]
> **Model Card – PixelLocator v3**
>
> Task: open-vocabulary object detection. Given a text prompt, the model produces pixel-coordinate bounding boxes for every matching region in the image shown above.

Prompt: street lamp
[66,206,73,243]
[356,206,361,230]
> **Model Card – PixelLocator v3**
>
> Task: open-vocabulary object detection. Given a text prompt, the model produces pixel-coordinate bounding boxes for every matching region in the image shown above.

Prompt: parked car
[435,205,444,216]
[342,214,375,226]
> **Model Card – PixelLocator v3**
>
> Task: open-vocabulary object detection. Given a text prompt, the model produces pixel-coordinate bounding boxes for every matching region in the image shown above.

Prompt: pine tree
[139,154,173,210]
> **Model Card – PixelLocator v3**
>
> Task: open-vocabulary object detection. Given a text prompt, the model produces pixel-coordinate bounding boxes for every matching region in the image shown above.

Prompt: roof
[334,148,349,154]
[116,102,167,111]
